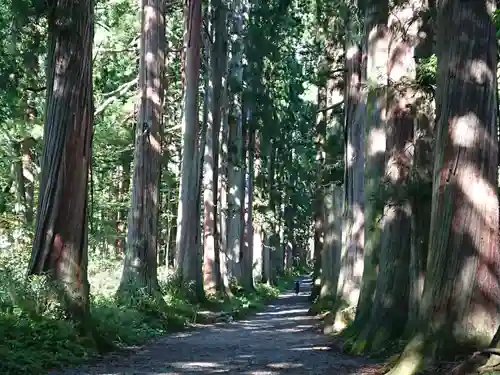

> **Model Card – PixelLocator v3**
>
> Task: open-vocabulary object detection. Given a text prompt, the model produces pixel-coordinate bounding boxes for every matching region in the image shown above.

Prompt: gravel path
[53,277,379,375]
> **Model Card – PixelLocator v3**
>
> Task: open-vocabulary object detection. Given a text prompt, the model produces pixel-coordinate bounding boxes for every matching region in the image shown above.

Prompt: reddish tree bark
[28,0,94,325]
[390,2,499,374]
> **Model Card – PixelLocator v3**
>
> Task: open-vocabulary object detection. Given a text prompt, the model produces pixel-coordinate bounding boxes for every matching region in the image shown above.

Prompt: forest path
[54,277,378,375]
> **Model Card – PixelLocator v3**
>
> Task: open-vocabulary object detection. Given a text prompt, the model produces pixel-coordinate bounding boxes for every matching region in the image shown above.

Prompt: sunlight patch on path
[289,345,331,351]
[255,308,309,316]
[53,277,376,375]
[170,362,221,370]
[267,362,304,369]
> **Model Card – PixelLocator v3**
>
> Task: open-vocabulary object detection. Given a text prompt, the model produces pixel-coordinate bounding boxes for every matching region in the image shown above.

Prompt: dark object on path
[294,280,300,295]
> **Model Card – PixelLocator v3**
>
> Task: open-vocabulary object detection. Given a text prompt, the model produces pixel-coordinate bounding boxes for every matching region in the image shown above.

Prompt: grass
[0,249,293,375]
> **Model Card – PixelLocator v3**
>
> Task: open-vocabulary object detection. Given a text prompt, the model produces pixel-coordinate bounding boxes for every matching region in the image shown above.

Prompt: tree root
[447,326,500,375]
[479,348,500,356]
[446,349,500,375]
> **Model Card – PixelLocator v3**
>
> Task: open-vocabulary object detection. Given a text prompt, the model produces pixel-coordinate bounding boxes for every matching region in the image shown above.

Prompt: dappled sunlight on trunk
[175,0,204,299]
[117,0,165,298]
[225,0,246,283]
[340,38,365,316]
[392,1,499,372]
[367,127,386,157]
[321,185,342,299]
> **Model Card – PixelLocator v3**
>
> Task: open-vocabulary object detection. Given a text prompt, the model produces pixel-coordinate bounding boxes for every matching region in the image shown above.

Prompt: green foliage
[0,314,96,374]
[310,295,338,314]
[365,168,433,230]
[493,9,500,38]
[291,262,312,277]
[415,54,437,94]
[0,249,284,374]
[205,281,284,319]
[246,0,320,257]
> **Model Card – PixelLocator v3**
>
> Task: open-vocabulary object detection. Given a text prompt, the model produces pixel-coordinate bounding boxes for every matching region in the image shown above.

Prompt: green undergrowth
[198,282,284,322]
[291,263,312,277]
[309,292,352,319]
[0,251,290,375]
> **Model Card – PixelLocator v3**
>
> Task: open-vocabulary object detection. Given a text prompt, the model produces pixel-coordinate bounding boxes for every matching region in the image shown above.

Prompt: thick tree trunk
[267,143,278,281]
[227,114,244,282]
[261,140,277,283]
[340,36,364,313]
[115,153,132,256]
[203,0,226,294]
[356,1,421,352]
[235,103,249,288]
[176,0,205,300]
[321,184,343,299]
[406,0,434,336]
[226,0,245,284]
[276,163,286,275]
[353,0,389,332]
[253,223,263,282]
[198,17,210,260]
[27,0,94,327]
[218,40,231,295]
[194,113,207,291]
[269,231,281,284]
[252,130,263,282]
[424,0,499,355]
[311,84,327,301]
[117,0,165,298]
[262,231,271,283]
[241,109,255,291]
[284,242,292,272]
[390,1,499,374]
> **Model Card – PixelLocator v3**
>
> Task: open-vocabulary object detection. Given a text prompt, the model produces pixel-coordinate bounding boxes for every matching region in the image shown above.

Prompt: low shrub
[0,249,285,375]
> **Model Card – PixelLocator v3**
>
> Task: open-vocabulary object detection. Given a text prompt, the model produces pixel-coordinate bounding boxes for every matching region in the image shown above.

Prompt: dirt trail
[52,277,378,375]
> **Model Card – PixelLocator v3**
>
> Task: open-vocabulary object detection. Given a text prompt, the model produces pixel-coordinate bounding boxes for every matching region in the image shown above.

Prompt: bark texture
[241,110,255,291]
[421,0,500,353]
[203,0,227,294]
[341,37,364,310]
[311,84,327,301]
[176,0,205,300]
[356,0,420,352]
[226,0,245,284]
[321,185,343,299]
[28,0,94,325]
[118,0,165,297]
[218,36,231,294]
[354,0,389,330]
[406,0,434,335]
[390,1,499,373]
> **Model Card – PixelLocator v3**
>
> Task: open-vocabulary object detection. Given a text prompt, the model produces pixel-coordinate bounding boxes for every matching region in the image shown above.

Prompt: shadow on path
[53,277,377,375]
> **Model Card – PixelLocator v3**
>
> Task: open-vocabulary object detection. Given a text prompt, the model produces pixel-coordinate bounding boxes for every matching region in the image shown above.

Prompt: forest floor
[50,276,383,375]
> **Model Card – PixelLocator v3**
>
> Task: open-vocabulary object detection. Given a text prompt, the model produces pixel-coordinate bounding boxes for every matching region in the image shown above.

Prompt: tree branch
[329,68,346,76]
[94,77,138,117]
[316,101,343,113]
[25,87,46,93]
[202,19,213,45]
